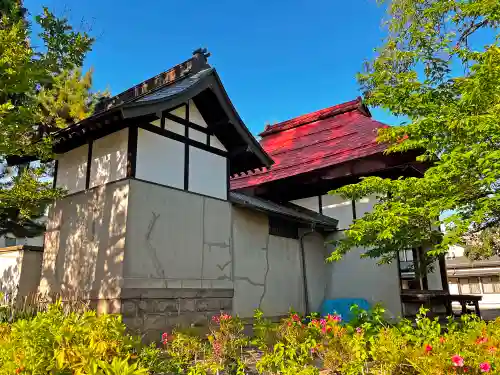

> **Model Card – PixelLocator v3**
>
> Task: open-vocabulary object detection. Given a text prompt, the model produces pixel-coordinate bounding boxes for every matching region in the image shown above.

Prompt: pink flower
[356,327,362,334]
[161,332,169,344]
[320,319,326,327]
[425,344,432,352]
[451,355,464,367]
[327,314,342,323]
[211,315,220,324]
[480,362,491,373]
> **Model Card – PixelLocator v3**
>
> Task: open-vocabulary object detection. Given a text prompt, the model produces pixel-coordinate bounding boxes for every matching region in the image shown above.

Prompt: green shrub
[0,302,146,375]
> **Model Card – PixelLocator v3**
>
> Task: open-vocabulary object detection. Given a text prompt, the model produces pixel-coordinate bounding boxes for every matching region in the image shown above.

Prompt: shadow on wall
[0,255,21,298]
[40,180,129,312]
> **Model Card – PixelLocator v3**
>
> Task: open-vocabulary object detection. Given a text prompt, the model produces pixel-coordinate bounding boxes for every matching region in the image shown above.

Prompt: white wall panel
[355,194,379,218]
[89,128,128,188]
[210,136,227,151]
[56,144,88,194]
[165,106,186,135]
[322,194,354,230]
[291,196,320,213]
[189,147,227,200]
[189,100,207,127]
[136,129,184,189]
[189,128,207,143]
[150,119,161,127]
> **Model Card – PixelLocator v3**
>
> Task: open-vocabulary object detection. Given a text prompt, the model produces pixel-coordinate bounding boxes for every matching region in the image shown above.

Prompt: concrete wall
[123,179,233,290]
[89,128,128,188]
[0,249,43,299]
[231,207,327,318]
[326,234,402,318]
[39,180,129,312]
[17,250,43,298]
[0,250,22,296]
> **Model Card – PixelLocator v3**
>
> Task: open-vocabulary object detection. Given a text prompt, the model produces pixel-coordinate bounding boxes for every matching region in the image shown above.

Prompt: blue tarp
[320,298,371,322]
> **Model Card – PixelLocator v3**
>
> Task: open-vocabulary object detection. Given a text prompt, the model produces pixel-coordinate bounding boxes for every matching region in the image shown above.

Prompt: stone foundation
[120,288,233,342]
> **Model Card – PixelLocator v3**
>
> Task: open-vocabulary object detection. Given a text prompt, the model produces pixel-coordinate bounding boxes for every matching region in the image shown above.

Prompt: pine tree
[0,1,100,238]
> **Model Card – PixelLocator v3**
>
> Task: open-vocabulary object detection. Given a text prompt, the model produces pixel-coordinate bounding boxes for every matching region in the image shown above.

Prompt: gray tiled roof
[135,68,213,103]
[229,192,338,230]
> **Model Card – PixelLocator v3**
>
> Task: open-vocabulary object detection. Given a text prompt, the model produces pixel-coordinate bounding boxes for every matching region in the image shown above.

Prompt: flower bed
[0,303,499,374]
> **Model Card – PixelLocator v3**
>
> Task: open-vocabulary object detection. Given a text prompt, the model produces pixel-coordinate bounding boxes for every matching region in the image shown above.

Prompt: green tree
[0,1,99,237]
[329,0,500,265]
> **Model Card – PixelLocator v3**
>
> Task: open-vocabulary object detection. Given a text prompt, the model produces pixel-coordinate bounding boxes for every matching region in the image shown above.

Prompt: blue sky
[24,0,399,134]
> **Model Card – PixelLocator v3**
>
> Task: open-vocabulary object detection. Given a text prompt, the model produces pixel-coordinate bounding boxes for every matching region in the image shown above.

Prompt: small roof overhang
[230,191,338,231]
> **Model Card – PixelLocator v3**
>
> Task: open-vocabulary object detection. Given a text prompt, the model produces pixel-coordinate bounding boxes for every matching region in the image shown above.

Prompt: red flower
[220,313,231,321]
[439,337,446,344]
[488,346,497,353]
[291,313,300,322]
[425,344,432,352]
[161,332,169,344]
[480,362,491,373]
[15,367,24,374]
[464,367,469,373]
[476,337,488,344]
[451,355,464,367]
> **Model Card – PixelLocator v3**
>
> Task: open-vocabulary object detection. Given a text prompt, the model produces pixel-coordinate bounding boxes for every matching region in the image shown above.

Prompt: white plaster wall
[189,128,207,143]
[232,207,311,317]
[56,144,88,194]
[322,194,353,229]
[302,232,328,312]
[123,179,233,290]
[291,197,320,213]
[189,147,227,200]
[136,128,184,189]
[165,107,185,135]
[39,180,129,303]
[0,250,23,296]
[189,100,207,127]
[210,136,227,151]
[89,128,128,188]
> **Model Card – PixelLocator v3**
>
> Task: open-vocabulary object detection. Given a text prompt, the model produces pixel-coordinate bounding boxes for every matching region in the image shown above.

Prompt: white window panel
[136,129,184,189]
[189,147,227,200]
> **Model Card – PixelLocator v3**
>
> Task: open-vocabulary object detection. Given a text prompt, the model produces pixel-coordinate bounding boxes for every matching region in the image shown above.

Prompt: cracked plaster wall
[39,180,129,312]
[325,231,402,318]
[122,179,233,290]
[232,207,326,318]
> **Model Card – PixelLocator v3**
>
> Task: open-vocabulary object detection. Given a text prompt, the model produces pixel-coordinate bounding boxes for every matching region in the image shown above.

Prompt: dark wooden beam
[85,140,93,189]
[127,125,138,178]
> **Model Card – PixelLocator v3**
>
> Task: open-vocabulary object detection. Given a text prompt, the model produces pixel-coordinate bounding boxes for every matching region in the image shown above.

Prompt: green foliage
[0,1,101,236]
[0,303,146,375]
[329,0,500,264]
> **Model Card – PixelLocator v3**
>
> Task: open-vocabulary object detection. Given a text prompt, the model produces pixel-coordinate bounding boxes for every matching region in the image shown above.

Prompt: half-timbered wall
[135,100,228,200]
[136,129,185,189]
[89,128,128,188]
[56,144,88,194]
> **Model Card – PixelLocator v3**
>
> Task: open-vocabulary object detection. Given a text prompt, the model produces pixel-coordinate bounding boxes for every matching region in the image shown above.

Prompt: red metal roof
[230,98,389,190]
